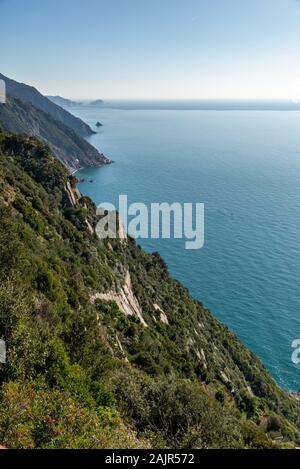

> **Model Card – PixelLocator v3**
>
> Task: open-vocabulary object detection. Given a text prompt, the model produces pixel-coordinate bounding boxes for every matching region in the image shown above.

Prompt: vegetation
[0,131,299,448]
[0,94,110,171]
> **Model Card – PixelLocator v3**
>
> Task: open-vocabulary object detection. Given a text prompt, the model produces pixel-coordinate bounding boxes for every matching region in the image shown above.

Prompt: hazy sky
[1,0,300,100]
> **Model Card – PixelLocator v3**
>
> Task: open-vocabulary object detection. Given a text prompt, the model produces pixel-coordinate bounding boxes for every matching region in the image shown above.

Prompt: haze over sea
[74,101,300,391]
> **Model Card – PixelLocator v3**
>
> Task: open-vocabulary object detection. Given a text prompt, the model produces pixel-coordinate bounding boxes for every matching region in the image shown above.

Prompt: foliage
[0,133,299,448]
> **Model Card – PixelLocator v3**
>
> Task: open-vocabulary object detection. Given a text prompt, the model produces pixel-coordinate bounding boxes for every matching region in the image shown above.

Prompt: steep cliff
[0,96,111,171]
[0,73,93,137]
[0,131,299,449]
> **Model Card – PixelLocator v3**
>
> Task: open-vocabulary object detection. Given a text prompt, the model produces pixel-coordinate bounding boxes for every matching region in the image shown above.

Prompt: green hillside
[0,130,299,449]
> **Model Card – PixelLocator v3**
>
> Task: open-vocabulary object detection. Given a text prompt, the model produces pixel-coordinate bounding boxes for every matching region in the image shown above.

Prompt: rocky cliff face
[0,96,111,171]
[0,73,94,137]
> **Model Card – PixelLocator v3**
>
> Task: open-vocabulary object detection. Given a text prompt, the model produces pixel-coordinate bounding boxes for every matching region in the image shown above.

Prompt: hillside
[0,96,111,172]
[0,73,93,137]
[90,99,104,106]
[0,131,300,449]
[47,96,82,108]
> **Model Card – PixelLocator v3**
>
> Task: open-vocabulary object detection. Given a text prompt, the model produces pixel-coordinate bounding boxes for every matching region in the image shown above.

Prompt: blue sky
[1,0,300,99]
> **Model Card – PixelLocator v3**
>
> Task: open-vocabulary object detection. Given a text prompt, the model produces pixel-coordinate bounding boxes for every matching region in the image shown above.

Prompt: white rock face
[91,271,147,326]
[65,181,78,206]
[153,303,169,324]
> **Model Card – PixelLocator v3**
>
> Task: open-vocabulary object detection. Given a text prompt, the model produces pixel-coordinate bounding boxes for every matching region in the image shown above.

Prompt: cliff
[0,73,93,137]
[0,131,299,449]
[0,96,111,172]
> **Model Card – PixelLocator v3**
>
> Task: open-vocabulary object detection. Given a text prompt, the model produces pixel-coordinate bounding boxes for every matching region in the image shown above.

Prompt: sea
[72,100,300,391]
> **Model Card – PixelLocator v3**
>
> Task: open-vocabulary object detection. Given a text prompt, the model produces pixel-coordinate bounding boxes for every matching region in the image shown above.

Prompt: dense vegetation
[0,131,299,449]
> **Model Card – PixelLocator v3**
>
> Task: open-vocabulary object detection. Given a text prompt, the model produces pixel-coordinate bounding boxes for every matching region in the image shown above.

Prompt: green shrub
[33,263,59,300]
[267,415,281,432]
[13,197,45,235]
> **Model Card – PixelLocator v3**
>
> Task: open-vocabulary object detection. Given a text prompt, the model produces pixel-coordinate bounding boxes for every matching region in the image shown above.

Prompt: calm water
[73,103,300,391]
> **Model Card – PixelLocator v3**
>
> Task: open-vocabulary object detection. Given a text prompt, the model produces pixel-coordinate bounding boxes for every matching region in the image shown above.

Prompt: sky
[1,0,300,100]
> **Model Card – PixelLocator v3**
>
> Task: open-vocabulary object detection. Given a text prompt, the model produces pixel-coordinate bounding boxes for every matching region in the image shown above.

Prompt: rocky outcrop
[65,181,81,206]
[91,271,147,326]
[153,303,169,324]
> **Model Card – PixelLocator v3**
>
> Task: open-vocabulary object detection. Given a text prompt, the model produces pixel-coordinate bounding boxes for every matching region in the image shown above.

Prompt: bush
[0,381,145,449]
[110,368,243,448]
[215,389,225,405]
[241,422,275,449]
[267,415,281,433]
[13,197,45,235]
[33,263,59,300]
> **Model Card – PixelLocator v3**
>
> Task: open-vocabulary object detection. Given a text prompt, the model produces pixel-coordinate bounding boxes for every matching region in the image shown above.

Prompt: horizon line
[51,97,300,103]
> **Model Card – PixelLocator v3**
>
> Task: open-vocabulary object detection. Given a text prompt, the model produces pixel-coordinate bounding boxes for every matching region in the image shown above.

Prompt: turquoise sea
[73,102,300,391]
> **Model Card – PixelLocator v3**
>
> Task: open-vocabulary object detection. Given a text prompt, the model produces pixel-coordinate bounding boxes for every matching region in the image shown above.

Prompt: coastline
[72,105,300,392]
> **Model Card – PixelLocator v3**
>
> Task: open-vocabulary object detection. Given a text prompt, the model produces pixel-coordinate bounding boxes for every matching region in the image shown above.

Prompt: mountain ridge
[0,73,94,137]
[47,96,82,108]
[0,95,111,171]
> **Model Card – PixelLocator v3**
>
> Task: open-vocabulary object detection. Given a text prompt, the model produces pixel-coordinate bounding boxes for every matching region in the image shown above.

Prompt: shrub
[267,415,281,433]
[33,264,59,300]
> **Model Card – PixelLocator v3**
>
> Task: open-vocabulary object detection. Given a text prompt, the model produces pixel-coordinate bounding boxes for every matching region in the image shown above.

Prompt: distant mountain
[0,73,94,137]
[47,95,82,108]
[89,99,104,106]
[0,95,111,171]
